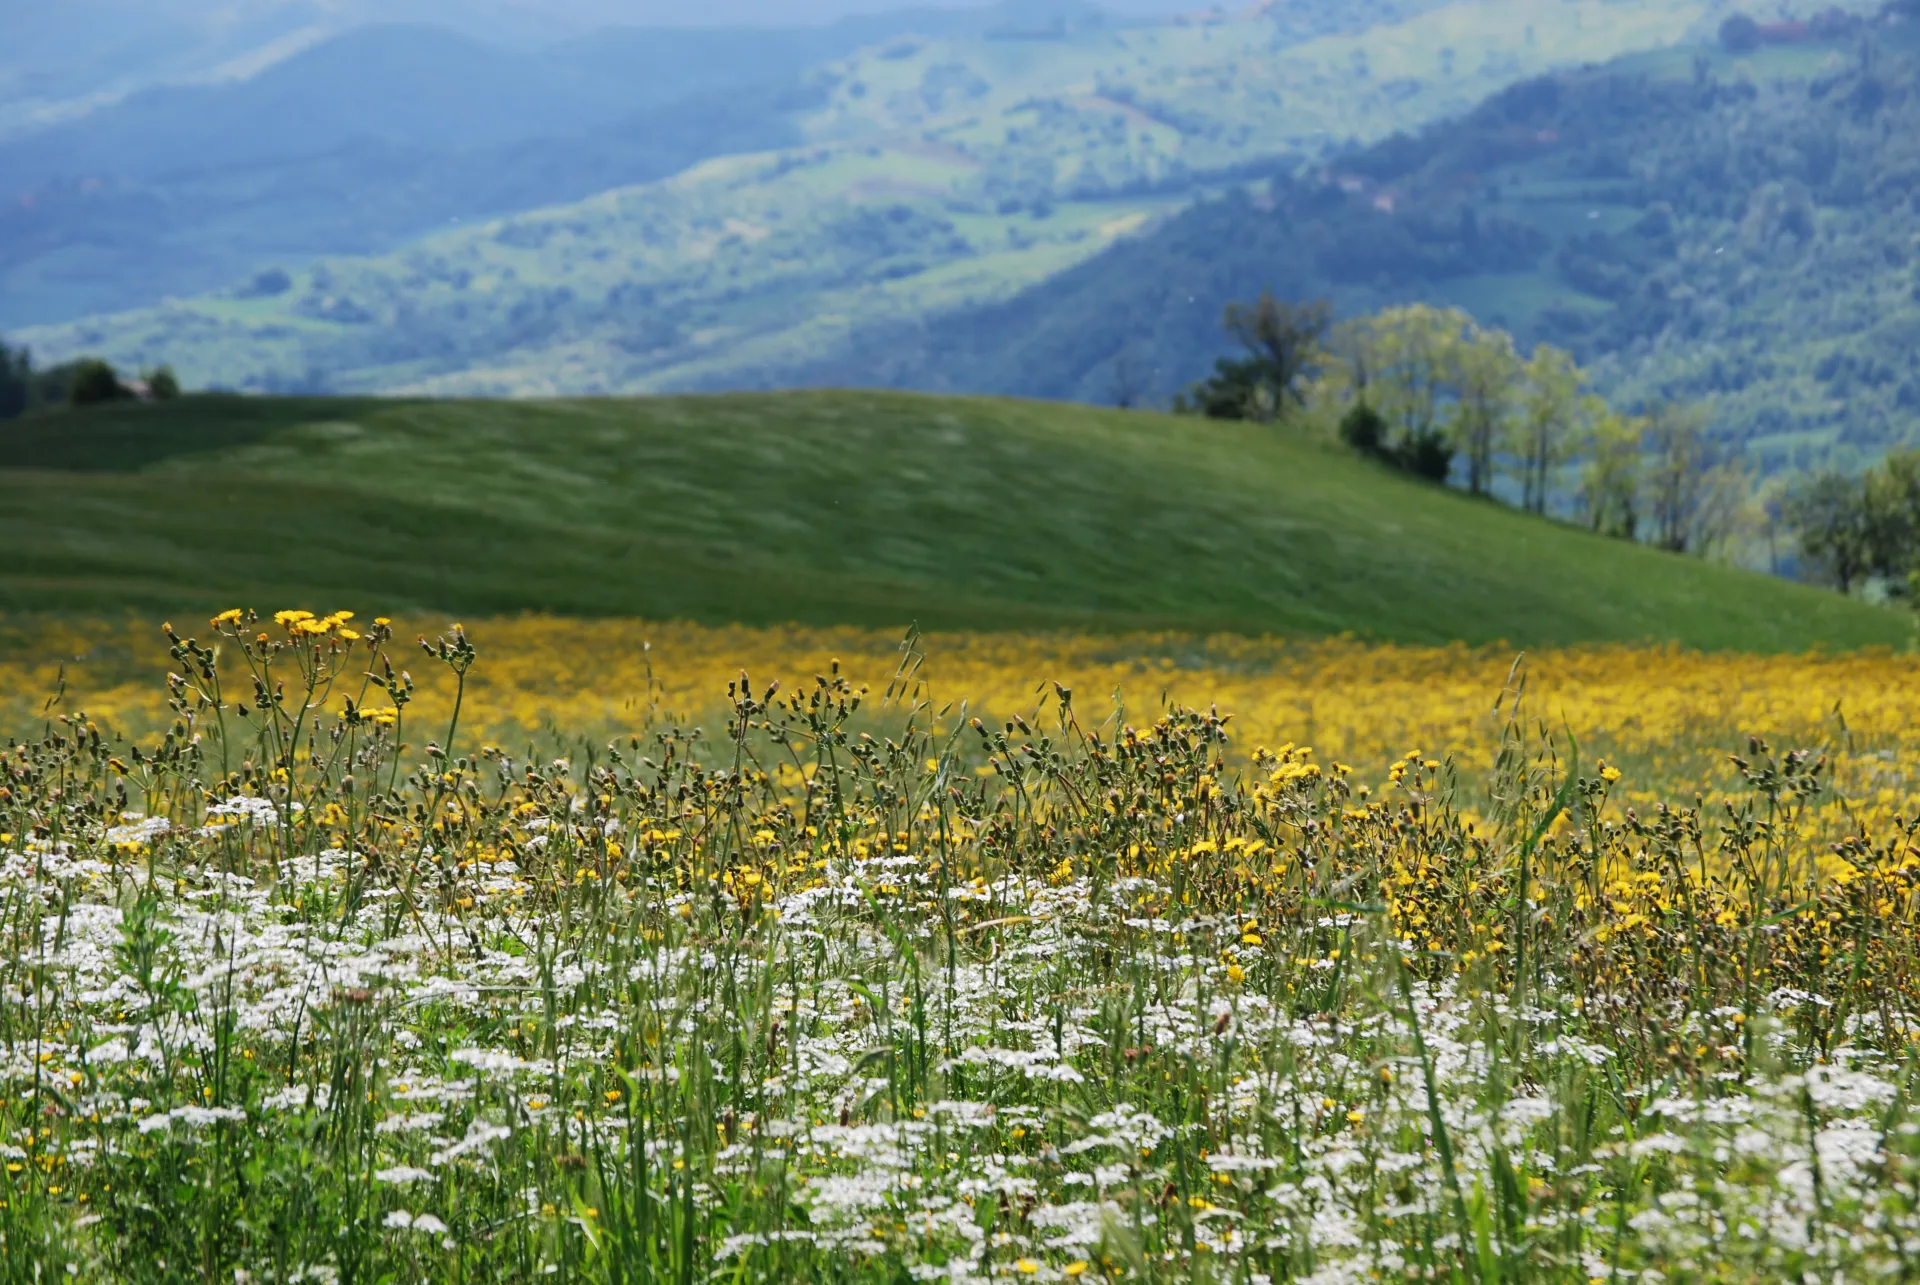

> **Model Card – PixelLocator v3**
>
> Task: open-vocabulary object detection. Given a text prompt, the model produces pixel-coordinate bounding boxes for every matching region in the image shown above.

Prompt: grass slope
[0,392,1901,651]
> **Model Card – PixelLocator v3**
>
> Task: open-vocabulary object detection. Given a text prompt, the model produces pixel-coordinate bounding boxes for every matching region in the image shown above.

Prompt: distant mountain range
[0,2,1184,137]
[0,6,1135,326]
[12,0,1918,467]
[14,0,1732,377]
[773,8,1920,468]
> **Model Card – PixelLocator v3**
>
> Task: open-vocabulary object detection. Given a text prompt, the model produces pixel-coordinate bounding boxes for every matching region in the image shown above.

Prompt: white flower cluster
[4,803,1917,1282]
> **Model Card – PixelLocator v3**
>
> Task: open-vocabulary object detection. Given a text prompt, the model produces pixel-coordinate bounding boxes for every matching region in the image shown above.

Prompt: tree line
[0,341,179,420]
[1178,296,1747,559]
[1786,454,1920,599]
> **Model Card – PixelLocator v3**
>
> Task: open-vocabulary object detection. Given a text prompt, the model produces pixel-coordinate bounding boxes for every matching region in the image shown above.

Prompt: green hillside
[18,0,1795,397]
[0,392,1902,650]
[790,12,1920,466]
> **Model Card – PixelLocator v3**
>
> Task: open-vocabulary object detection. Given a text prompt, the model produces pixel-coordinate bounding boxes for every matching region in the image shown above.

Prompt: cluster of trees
[1181,298,1748,558]
[0,341,178,420]
[1786,452,1920,597]
[1172,294,1333,424]
[1578,403,1750,558]
[1321,304,1586,505]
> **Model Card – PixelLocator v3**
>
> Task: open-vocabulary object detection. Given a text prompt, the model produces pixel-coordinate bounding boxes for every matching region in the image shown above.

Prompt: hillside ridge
[16,0,1776,392]
[0,390,1902,651]
[774,11,1920,465]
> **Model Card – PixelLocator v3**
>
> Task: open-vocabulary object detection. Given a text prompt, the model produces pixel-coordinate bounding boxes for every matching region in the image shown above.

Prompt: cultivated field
[4,612,1920,1281]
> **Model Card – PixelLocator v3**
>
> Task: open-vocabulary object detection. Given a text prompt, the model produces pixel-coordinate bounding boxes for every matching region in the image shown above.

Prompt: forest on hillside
[779,10,1920,470]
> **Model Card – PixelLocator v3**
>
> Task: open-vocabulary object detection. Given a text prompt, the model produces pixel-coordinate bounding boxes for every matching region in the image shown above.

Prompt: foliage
[143,365,180,401]
[5,615,1920,1280]
[1788,469,1879,592]
[1220,294,1332,422]
[1338,400,1390,456]
[1579,411,1649,540]
[0,342,27,420]
[787,13,1920,468]
[1172,357,1270,421]
[1786,447,1920,594]
[66,358,130,407]
[1643,403,1748,557]
[1312,304,1614,503]
[1397,425,1457,484]
[0,391,1902,651]
[0,341,93,419]
[1181,294,1331,422]
[1514,347,1586,516]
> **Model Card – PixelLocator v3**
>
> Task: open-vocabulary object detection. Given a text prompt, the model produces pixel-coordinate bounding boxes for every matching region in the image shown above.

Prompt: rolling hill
[0,12,1022,328]
[0,392,1902,651]
[779,8,1920,467]
[16,0,1812,395]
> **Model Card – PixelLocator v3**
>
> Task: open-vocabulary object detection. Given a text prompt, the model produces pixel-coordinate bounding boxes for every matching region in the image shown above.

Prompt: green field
[0,391,1901,649]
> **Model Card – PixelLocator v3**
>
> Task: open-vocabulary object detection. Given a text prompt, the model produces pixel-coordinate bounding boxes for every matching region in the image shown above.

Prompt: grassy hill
[786,11,1920,467]
[17,0,1789,396]
[0,392,1902,651]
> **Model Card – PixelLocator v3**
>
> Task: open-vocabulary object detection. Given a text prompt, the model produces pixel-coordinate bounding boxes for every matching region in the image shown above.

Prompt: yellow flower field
[5,608,1920,1281]
[6,612,1916,833]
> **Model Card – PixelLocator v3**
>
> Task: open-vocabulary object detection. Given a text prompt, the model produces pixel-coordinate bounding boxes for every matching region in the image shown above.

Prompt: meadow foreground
[3,613,1919,1282]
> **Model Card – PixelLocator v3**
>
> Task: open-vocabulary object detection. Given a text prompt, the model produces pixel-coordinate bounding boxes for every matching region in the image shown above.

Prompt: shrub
[69,359,131,407]
[1338,401,1389,456]
[1397,426,1455,483]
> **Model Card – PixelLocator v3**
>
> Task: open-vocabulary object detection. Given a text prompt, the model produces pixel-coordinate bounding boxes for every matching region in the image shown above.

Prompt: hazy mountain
[1,2,1205,326]
[0,0,1455,328]
[771,11,1920,467]
[19,0,1746,391]
[0,1,1164,137]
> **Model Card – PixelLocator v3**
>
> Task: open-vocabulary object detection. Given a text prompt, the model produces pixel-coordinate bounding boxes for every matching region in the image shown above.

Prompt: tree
[1350,304,1469,456]
[0,342,29,421]
[1787,471,1875,593]
[1339,401,1389,457]
[1219,293,1332,422]
[1447,325,1521,498]
[1579,410,1645,540]
[1780,451,1920,597]
[145,365,182,401]
[1397,427,1455,483]
[1180,356,1267,419]
[1863,448,1920,586]
[1512,346,1586,515]
[69,359,130,407]
[1318,305,1485,485]
[1643,404,1719,554]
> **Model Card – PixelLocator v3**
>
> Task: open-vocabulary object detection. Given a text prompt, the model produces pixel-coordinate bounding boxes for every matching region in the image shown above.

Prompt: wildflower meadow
[4,611,1920,1283]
